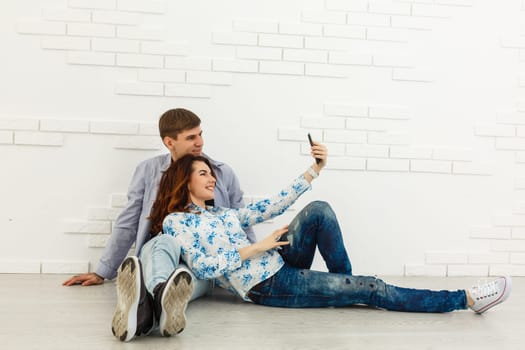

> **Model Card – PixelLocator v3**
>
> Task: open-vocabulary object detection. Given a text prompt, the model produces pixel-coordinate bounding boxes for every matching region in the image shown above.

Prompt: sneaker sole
[476,277,512,314]
[111,257,141,342]
[159,270,193,337]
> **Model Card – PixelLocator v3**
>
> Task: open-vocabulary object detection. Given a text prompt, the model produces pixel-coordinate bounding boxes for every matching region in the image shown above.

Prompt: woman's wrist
[307,166,319,179]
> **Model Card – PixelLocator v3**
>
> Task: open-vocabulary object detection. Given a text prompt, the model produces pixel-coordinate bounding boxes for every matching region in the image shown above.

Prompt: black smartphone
[308,133,321,164]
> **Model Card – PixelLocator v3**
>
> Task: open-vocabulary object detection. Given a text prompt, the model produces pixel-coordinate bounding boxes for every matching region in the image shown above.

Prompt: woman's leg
[280,201,352,275]
[248,265,467,312]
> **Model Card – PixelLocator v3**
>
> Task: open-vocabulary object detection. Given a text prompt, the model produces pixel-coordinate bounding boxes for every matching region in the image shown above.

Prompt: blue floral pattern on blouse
[163,174,311,301]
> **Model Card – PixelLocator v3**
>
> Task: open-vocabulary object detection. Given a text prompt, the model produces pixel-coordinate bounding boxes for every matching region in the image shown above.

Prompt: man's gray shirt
[96,153,254,280]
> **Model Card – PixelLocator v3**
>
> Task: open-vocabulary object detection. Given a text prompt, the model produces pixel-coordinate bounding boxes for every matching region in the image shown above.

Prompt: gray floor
[0,274,522,350]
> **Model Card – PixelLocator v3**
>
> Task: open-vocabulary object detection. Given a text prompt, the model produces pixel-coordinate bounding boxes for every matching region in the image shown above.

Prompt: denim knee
[141,234,182,262]
[303,200,335,220]
[153,234,181,256]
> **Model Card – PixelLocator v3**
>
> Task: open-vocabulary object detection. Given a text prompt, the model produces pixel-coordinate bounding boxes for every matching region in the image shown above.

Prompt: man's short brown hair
[158,108,201,139]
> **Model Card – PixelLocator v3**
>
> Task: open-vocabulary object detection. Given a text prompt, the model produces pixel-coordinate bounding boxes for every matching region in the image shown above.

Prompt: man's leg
[178,262,213,301]
[111,256,155,342]
[139,234,211,300]
[139,234,199,336]
[280,201,352,274]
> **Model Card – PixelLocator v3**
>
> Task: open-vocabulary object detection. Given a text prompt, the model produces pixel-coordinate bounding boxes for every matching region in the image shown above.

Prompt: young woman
[147,145,511,314]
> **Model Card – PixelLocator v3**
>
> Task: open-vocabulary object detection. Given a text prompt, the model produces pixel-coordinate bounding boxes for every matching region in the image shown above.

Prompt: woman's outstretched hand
[310,139,327,171]
[304,137,327,183]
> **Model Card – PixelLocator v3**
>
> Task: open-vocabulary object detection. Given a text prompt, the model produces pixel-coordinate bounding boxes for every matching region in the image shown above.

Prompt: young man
[63,108,254,341]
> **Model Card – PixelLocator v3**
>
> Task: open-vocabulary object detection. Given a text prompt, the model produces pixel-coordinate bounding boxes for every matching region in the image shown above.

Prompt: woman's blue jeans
[247,201,467,312]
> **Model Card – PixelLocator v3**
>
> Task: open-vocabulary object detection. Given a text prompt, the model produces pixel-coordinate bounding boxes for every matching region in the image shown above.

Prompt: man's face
[164,126,204,160]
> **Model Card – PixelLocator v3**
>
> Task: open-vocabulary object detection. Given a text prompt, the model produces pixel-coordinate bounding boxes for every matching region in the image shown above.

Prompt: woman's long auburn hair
[149,154,215,235]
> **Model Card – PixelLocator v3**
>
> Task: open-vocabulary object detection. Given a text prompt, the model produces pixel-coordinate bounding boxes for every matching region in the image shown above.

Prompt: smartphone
[308,133,321,164]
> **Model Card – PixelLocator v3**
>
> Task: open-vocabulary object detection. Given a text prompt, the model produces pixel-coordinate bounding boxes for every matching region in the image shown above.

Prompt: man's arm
[63,162,147,286]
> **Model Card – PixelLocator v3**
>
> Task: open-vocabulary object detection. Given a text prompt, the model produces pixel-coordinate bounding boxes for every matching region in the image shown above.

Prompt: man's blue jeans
[139,234,211,301]
[247,201,468,312]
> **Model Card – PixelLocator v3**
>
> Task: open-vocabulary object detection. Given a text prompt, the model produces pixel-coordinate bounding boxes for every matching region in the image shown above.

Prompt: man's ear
[163,136,175,148]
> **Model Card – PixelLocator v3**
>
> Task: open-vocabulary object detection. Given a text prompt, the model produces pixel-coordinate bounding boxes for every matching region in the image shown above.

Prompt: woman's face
[188,160,216,205]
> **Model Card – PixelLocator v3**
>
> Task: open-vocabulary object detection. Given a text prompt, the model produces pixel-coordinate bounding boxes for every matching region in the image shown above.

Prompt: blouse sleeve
[235,174,311,229]
[163,214,242,280]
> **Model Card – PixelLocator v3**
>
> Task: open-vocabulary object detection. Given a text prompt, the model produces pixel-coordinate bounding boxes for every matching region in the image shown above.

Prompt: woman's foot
[467,276,512,314]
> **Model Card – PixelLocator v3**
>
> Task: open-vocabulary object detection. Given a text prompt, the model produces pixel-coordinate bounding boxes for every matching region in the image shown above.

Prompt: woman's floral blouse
[163,174,311,300]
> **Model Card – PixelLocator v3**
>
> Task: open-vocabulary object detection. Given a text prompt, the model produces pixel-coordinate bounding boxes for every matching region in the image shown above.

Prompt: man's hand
[62,272,104,286]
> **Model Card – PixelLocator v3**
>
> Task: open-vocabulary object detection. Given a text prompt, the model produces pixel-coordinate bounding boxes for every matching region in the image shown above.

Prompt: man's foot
[468,276,512,314]
[111,256,154,341]
[153,267,194,337]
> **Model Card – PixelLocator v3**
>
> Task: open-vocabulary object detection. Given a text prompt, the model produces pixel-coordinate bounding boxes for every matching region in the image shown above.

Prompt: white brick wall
[279,22,322,36]
[410,159,451,174]
[42,8,91,23]
[141,41,188,56]
[0,131,14,144]
[331,52,373,66]
[404,264,447,277]
[138,69,185,83]
[447,265,489,276]
[40,119,89,132]
[212,59,258,73]
[259,61,304,75]
[41,261,89,274]
[111,194,128,208]
[90,121,139,134]
[213,32,258,46]
[165,57,211,70]
[258,34,304,49]
[164,84,211,98]
[68,0,117,10]
[63,220,111,234]
[323,25,366,39]
[17,21,66,35]
[0,118,39,130]
[67,23,115,37]
[425,252,468,264]
[325,0,368,12]
[284,49,328,63]
[186,71,233,85]
[325,103,368,117]
[117,26,164,41]
[93,38,140,53]
[469,227,511,240]
[92,10,142,25]
[67,51,115,66]
[0,261,41,273]
[4,1,525,276]
[234,20,278,33]
[114,135,163,150]
[117,0,167,14]
[390,146,432,159]
[42,36,91,50]
[367,158,410,172]
[14,131,63,146]
[115,81,164,96]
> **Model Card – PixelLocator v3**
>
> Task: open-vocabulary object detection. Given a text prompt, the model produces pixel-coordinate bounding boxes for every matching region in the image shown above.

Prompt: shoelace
[470,279,499,301]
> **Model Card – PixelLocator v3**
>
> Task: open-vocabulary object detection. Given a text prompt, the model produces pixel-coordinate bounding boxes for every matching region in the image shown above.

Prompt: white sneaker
[468,276,512,314]
[153,267,194,337]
